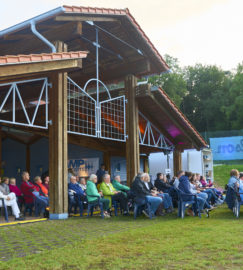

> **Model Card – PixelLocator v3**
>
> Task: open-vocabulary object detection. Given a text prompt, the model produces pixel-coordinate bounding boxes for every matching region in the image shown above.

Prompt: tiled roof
[157,87,207,147]
[63,5,169,70]
[63,6,127,15]
[0,51,88,65]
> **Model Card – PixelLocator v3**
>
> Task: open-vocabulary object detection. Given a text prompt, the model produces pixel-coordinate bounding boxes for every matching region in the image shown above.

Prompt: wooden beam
[26,144,30,172]
[49,71,68,218]
[103,152,111,175]
[3,34,32,41]
[0,127,2,177]
[0,59,83,78]
[55,15,118,22]
[1,130,27,145]
[143,155,149,173]
[125,75,140,187]
[173,150,182,176]
[27,135,42,145]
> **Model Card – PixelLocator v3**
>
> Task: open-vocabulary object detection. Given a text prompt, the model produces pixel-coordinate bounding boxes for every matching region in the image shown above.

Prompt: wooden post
[125,75,140,186]
[26,144,30,173]
[48,41,68,219]
[143,155,149,173]
[49,71,68,219]
[173,149,182,176]
[0,126,2,177]
[103,151,111,175]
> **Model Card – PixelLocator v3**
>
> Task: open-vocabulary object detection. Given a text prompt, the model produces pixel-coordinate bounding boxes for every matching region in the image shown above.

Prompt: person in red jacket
[20,171,35,204]
[9,177,24,210]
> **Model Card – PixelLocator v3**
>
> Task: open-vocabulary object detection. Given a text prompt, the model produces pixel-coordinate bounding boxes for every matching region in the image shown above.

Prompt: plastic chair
[34,196,48,217]
[112,199,119,216]
[87,197,104,218]
[24,202,34,216]
[68,192,83,216]
[226,185,243,218]
[0,198,9,222]
[176,188,201,219]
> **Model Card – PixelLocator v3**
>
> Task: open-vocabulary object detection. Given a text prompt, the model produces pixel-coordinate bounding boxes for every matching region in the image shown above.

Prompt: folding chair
[176,188,201,219]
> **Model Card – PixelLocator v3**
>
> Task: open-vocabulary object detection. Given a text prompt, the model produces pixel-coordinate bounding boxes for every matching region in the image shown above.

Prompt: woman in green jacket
[112,175,130,197]
[86,174,110,217]
[99,174,128,215]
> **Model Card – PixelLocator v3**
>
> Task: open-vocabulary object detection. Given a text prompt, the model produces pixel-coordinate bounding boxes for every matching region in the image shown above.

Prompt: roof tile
[0,51,88,66]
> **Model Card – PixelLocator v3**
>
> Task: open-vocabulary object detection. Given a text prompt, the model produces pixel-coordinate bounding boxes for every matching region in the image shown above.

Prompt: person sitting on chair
[112,175,130,197]
[42,175,50,191]
[0,189,24,221]
[86,174,110,218]
[228,169,240,188]
[9,178,23,210]
[146,176,173,214]
[131,173,162,218]
[99,174,128,215]
[173,171,184,189]
[68,176,87,216]
[0,177,10,195]
[78,177,87,192]
[20,171,36,205]
[179,171,207,216]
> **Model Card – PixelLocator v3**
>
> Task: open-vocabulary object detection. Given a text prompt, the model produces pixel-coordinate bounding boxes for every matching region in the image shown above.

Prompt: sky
[0,0,242,70]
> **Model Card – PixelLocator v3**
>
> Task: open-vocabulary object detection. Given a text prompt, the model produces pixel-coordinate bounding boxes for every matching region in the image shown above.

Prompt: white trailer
[149,148,213,181]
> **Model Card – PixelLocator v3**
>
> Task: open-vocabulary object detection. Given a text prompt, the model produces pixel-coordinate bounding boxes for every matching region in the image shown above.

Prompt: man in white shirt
[0,191,24,221]
[173,170,184,189]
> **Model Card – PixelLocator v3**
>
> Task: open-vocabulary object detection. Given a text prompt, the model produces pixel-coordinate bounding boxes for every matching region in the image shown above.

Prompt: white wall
[149,152,174,181]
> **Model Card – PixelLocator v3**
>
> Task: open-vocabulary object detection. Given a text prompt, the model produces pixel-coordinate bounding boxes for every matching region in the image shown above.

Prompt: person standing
[96,164,106,185]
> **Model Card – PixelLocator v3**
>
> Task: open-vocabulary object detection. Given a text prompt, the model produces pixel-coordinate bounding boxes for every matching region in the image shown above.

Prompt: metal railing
[0,78,49,129]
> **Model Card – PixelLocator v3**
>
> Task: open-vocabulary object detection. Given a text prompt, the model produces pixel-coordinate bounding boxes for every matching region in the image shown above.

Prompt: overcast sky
[0,0,242,70]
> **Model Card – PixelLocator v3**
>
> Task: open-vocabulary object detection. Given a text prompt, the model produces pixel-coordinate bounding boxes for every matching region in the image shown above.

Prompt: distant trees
[148,54,187,107]
[148,56,243,133]
[224,63,243,130]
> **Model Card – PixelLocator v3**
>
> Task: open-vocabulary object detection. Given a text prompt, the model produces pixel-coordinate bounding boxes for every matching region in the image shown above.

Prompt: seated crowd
[68,164,224,218]
[0,172,50,221]
[0,165,225,221]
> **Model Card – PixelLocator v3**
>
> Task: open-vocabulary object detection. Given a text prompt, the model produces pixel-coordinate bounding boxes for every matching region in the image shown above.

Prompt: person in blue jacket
[228,169,240,188]
[178,171,206,215]
[68,176,87,216]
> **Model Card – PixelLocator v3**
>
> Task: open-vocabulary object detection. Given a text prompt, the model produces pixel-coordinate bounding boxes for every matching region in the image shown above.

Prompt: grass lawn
[213,164,243,187]
[1,164,243,270]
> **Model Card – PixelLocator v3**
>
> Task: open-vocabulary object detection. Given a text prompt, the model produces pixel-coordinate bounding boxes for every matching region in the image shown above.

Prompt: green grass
[1,164,243,270]
[1,208,243,270]
[213,164,243,187]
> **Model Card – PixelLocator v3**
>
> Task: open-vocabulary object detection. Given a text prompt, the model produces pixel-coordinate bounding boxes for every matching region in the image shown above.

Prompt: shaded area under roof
[136,83,207,150]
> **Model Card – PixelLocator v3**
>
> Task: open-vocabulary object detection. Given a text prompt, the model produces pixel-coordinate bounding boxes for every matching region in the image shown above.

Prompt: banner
[68,158,99,177]
[210,136,243,160]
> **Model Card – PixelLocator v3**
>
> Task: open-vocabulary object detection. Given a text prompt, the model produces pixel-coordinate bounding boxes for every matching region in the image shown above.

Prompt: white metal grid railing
[100,96,126,142]
[0,78,49,129]
[67,77,97,137]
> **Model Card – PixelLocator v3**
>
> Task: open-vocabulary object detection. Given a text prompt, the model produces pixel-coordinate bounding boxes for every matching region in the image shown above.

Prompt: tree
[181,64,232,132]
[148,54,187,107]
[224,63,243,130]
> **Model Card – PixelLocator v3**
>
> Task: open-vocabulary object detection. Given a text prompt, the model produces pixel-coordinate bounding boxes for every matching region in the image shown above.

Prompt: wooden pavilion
[0,6,207,219]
